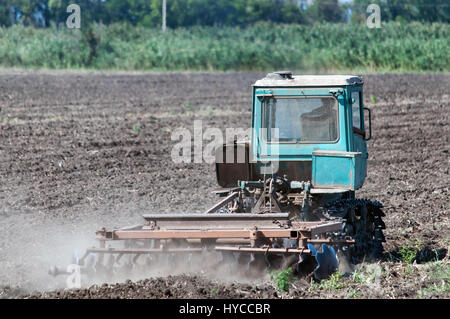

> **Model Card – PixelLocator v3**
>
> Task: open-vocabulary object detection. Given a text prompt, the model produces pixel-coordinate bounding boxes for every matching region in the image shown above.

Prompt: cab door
[350,89,368,188]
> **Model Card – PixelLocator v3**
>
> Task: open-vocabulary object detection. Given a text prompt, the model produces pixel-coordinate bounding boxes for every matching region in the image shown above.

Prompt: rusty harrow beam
[98,228,309,240]
[96,221,344,243]
[215,246,311,255]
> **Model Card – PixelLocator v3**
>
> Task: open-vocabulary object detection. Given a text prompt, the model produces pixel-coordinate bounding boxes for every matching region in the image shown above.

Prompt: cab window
[263,96,338,143]
[351,91,361,129]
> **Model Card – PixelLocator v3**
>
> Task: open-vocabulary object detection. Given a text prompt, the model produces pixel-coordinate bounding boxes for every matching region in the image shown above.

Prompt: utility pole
[162,0,166,32]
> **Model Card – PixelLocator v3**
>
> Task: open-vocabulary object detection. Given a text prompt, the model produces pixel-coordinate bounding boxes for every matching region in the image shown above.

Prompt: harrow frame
[75,214,354,266]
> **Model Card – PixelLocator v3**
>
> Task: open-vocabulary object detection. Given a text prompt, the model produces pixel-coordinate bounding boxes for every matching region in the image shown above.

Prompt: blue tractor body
[251,73,370,193]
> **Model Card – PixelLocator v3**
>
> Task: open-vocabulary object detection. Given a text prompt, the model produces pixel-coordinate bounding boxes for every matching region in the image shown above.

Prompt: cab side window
[351,91,361,129]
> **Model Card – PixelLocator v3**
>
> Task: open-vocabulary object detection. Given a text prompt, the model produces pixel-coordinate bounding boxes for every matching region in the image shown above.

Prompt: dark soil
[0,70,448,299]
[24,275,285,299]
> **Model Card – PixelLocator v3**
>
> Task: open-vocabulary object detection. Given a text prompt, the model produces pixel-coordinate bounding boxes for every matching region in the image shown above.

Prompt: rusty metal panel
[98,220,344,241]
[310,222,343,237]
[203,192,238,214]
[252,160,312,182]
[215,246,311,255]
[215,142,251,188]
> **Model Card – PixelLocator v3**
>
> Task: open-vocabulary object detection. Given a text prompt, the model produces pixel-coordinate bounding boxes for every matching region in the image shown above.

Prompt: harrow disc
[309,244,339,280]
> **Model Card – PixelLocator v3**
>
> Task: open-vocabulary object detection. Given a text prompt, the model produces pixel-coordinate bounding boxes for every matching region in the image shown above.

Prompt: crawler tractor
[50,72,386,281]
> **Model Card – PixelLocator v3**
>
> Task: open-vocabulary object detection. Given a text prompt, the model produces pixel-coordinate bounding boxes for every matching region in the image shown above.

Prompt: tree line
[0,0,448,28]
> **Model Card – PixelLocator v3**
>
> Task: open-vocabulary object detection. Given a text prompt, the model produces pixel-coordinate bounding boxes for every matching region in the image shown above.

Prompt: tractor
[50,72,385,282]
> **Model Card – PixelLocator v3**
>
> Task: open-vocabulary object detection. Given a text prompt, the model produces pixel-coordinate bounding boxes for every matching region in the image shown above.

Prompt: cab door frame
[348,85,368,188]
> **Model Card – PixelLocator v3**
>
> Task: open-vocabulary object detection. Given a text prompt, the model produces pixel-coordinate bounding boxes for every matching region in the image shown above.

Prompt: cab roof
[253,72,363,87]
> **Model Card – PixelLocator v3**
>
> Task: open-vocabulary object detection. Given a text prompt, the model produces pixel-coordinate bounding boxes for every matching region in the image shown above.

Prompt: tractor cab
[217,72,372,194]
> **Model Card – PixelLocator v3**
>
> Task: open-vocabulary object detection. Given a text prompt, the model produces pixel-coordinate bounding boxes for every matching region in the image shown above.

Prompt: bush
[0,22,448,72]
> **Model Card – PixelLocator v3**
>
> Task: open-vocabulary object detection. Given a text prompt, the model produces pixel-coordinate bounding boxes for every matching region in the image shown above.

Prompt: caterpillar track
[323,198,386,260]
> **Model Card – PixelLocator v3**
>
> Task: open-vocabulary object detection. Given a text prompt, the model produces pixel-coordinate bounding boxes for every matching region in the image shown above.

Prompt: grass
[351,264,365,283]
[302,245,449,298]
[210,288,217,296]
[0,22,448,72]
[271,253,449,297]
[308,272,347,292]
[417,259,450,296]
[320,272,347,290]
[347,289,361,298]
[418,281,449,296]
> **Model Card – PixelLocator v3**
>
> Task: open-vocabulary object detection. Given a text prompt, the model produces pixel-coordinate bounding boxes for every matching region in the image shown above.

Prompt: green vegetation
[347,289,361,298]
[269,268,296,292]
[400,246,418,264]
[0,22,448,72]
[0,1,447,72]
[320,272,347,290]
[351,264,365,283]
[309,272,347,291]
[210,288,217,295]
[306,254,449,297]
[399,240,421,264]
[417,259,449,296]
